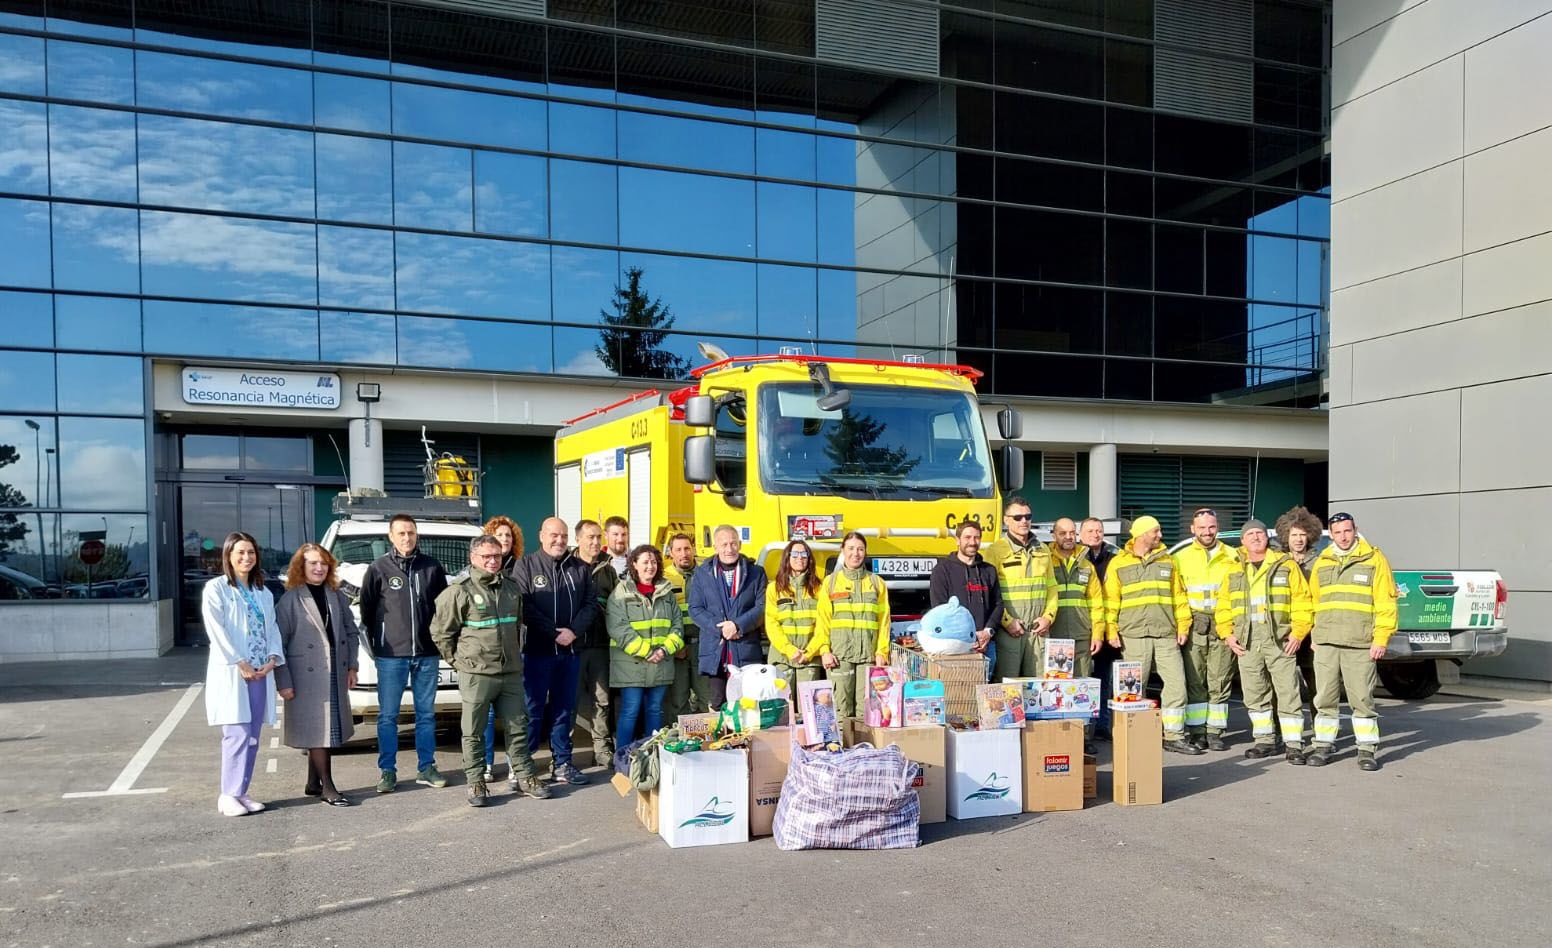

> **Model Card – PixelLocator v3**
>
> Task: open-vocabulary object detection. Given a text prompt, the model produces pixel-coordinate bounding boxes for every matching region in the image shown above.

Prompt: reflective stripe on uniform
[1248,709,1274,737]
[1313,715,1340,744]
[1352,716,1380,745]
[1184,702,1208,727]
[1278,714,1304,744]
[1207,703,1229,730]
[1160,706,1185,734]
[1186,583,1219,611]
[465,615,519,629]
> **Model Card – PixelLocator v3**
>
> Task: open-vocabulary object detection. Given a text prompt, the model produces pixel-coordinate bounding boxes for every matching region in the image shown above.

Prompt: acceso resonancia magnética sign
[182,366,342,410]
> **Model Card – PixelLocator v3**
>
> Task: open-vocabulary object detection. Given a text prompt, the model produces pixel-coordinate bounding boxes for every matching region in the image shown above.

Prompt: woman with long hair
[202,532,285,816]
[275,543,360,806]
[765,539,827,692]
[606,544,684,745]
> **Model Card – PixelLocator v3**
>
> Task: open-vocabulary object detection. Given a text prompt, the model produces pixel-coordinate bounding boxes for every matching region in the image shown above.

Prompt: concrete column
[348,417,384,492]
[1088,443,1117,519]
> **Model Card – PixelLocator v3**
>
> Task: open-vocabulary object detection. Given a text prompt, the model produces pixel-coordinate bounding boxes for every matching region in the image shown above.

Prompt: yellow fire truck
[553,353,1024,620]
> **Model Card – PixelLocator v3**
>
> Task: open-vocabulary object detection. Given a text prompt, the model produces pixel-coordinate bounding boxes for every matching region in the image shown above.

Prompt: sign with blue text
[182,367,341,410]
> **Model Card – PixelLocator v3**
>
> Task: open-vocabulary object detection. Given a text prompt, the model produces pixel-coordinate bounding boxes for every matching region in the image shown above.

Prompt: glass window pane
[395,234,549,319]
[0,415,54,511]
[551,0,612,26]
[53,204,139,293]
[57,354,141,414]
[995,208,1103,285]
[54,295,139,352]
[755,56,815,127]
[0,350,55,412]
[994,19,1103,99]
[757,263,816,339]
[320,311,397,365]
[860,273,952,355]
[314,0,391,73]
[1206,228,1249,298]
[618,38,753,119]
[0,512,55,596]
[315,72,391,133]
[757,182,816,262]
[0,291,52,348]
[756,0,814,55]
[995,283,1104,354]
[1158,115,1252,182]
[318,226,395,310]
[46,0,130,39]
[548,26,616,102]
[1156,178,1253,228]
[139,115,313,216]
[142,301,321,361]
[619,168,755,257]
[1106,39,1152,106]
[996,157,1103,212]
[619,0,752,45]
[474,151,547,238]
[48,105,136,202]
[1106,107,1152,169]
[136,0,310,63]
[1107,292,1153,357]
[57,416,146,510]
[618,112,755,175]
[549,102,616,158]
[45,38,133,104]
[1155,224,1204,295]
[553,325,614,377]
[0,100,48,196]
[756,127,816,180]
[0,34,46,96]
[0,198,52,288]
[815,133,858,188]
[942,11,994,84]
[816,186,856,268]
[390,5,545,92]
[0,0,42,28]
[552,247,619,328]
[55,513,150,597]
[140,211,316,304]
[396,315,552,373]
[182,433,239,469]
[393,142,473,232]
[137,52,313,125]
[618,252,754,336]
[996,1,1104,32]
[392,83,546,151]
[243,436,308,472]
[1106,219,1153,290]
[1297,239,1326,307]
[316,134,393,224]
[551,159,617,245]
[996,93,1104,163]
[1249,233,1297,304]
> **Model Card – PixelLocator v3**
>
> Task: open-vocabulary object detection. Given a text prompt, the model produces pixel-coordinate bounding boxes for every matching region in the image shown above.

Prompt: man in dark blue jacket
[688,525,767,711]
[511,516,597,785]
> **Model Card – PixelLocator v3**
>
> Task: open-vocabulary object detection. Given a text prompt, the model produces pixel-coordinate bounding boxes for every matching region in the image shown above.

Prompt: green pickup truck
[1381,570,1509,698]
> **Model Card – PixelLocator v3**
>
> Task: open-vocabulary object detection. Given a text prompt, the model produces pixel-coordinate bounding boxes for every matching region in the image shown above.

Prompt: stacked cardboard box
[658,748,750,848]
[1020,720,1085,812]
[747,727,792,837]
[1111,706,1163,807]
[945,727,1022,819]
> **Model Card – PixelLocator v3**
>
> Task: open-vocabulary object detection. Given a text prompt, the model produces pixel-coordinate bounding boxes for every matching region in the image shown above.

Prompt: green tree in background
[596,267,691,380]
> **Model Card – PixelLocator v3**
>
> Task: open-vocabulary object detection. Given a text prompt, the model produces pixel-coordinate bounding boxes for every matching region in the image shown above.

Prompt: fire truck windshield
[757,383,995,499]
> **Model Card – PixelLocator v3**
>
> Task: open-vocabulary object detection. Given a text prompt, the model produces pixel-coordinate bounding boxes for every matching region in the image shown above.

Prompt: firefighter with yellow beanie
[1306,512,1397,771]
[1215,519,1312,765]
[1103,515,1201,755]
[1173,507,1240,750]
[983,495,1058,680]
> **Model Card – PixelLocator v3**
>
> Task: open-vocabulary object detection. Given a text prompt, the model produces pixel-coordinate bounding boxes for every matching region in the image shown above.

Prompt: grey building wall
[1329,2,1552,685]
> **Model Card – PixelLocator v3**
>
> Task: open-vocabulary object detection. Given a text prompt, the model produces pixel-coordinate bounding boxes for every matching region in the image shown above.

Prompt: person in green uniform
[817,533,891,720]
[661,532,709,721]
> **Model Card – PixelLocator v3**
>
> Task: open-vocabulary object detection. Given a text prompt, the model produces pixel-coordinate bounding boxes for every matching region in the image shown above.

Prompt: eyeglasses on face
[1192,507,1218,518]
[1007,513,1032,521]
[787,550,811,559]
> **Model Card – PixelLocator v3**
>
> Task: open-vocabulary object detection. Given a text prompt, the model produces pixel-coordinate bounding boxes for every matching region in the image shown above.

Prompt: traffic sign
[79,539,106,566]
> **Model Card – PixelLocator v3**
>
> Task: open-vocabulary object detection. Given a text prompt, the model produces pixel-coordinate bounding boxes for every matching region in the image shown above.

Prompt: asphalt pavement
[2,649,1548,948]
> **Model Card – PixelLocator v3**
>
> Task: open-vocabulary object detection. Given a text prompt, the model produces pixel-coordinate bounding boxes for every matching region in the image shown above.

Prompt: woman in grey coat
[275,543,360,806]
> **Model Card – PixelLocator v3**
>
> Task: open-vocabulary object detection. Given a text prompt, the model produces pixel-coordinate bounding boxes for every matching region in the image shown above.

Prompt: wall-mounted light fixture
[356,382,382,447]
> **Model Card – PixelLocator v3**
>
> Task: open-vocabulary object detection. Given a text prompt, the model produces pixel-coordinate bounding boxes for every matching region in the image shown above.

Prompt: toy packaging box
[845,721,948,824]
[797,679,842,747]
[1020,720,1085,813]
[902,680,947,725]
[1042,638,1077,678]
[1027,677,1102,720]
[658,747,750,848]
[1112,706,1163,807]
[747,726,792,837]
[945,726,1022,819]
[975,683,1027,730]
[677,712,720,743]
[1111,661,1146,704]
[860,665,906,728]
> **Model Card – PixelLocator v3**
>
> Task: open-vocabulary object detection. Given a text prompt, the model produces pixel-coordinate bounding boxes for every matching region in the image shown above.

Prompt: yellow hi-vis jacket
[817,568,891,664]
[1214,550,1313,647]
[1104,541,1192,641]
[663,561,698,640]
[984,535,1058,631]
[765,576,825,664]
[1050,546,1105,646]
[1173,540,1240,614]
[1308,539,1398,648]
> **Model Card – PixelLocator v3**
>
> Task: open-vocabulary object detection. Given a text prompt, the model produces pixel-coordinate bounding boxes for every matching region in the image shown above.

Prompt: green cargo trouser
[1184,611,1235,735]
[575,647,612,759]
[1312,643,1379,750]
[828,660,865,720]
[459,671,534,784]
[1237,633,1305,748]
[662,644,712,722]
[993,629,1040,681]
[1120,634,1187,737]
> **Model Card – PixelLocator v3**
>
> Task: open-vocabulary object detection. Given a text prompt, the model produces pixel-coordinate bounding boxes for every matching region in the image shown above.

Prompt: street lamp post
[24,420,43,586]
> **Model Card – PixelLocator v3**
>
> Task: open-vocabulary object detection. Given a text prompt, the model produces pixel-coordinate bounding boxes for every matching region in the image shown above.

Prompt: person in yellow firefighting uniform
[817,532,891,720]
[661,532,709,721]
[983,496,1057,680]
[765,539,828,694]
[1103,516,1201,755]
[1214,519,1312,765]
[1174,508,1240,750]
[1049,517,1105,752]
[1306,512,1397,772]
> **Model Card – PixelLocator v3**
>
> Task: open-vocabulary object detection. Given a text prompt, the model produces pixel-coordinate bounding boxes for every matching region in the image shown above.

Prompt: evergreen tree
[595,267,691,380]
[0,444,30,560]
[820,412,918,481]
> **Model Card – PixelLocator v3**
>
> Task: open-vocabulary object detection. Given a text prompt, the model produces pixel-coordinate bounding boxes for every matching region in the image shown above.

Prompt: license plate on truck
[437,668,458,686]
[873,557,938,577]
[1406,631,1451,645]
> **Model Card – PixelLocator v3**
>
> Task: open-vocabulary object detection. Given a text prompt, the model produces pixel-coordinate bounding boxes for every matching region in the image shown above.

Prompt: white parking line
[63,684,203,799]
[269,737,279,748]
[266,758,278,774]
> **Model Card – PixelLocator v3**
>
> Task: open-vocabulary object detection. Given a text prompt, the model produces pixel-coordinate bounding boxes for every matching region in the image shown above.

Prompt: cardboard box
[1020,720,1085,812]
[845,720,948,825]
[862,666,906,727]
[635,788,659,832]
[747,727,793,837]
[610,771,633,798]
[902,680,947,725]
[1027,677,1102,720]
[1112,706,1163,807]
[658,748,750,848]
[1083,754,1097,799]
[945,727,1022,819]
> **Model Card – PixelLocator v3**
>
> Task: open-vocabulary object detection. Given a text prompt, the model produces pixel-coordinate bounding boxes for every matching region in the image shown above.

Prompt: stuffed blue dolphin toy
[912,596,977,655]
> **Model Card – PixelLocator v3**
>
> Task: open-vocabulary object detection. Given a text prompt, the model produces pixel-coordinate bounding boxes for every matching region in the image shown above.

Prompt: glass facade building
[0,0,1330,605]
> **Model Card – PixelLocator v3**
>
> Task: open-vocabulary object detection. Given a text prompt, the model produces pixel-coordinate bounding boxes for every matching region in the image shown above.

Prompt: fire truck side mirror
[684,395,714,427]
[997,407,1022,440]
[998,444,1025,492]
[684,435,715,485]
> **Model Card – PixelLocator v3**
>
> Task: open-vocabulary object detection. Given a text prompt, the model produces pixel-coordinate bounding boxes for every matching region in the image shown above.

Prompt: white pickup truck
[1382,569,1509,698]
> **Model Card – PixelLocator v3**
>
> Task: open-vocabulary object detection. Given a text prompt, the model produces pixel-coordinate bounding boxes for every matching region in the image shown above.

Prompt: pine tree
[595,267,691,380]
[0,445,31,559]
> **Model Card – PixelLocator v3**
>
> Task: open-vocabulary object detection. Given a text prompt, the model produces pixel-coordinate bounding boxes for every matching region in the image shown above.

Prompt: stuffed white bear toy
[723,663,789,731]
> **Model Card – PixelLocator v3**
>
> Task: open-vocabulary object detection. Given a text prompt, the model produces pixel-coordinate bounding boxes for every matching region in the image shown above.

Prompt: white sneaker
[235,795,265,813]
[217,795,248,817]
